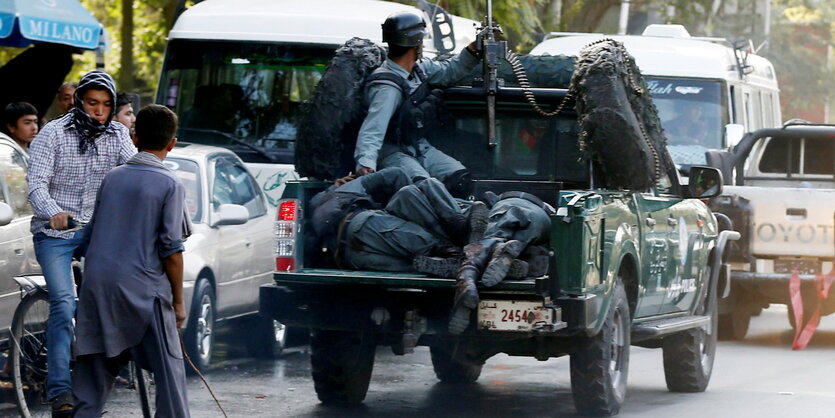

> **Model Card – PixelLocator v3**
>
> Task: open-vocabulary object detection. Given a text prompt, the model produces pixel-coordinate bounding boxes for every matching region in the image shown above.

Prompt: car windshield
[427,102,588,186]
[646,77,727,167]
[157,40,333,164]
[164,157,202,223]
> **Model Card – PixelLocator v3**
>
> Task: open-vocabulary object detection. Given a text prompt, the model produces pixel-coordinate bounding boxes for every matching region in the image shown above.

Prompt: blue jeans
[33,230,86,400]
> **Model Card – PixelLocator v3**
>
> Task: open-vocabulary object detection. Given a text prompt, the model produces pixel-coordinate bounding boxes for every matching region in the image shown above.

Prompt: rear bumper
[259,269,595,337]
[731,272,835,311]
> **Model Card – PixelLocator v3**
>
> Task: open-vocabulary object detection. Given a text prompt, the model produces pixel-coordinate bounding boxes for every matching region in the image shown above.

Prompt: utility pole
[618,0,630,35]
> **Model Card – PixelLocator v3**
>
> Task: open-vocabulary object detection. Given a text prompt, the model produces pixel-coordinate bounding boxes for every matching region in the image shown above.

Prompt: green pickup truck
[260,47,739,416]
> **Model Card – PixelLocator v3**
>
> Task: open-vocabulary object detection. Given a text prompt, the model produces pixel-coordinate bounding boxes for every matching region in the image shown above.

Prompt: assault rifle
[478,0,507,147]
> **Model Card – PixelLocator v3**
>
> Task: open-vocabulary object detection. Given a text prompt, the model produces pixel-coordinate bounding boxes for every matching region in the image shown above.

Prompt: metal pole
[618,0,630,35]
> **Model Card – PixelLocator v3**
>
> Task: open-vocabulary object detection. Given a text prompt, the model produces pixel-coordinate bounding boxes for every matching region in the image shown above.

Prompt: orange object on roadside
[790,268,835,350]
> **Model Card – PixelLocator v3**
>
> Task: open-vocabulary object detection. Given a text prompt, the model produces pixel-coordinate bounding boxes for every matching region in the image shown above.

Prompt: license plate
[774,259,820,275]
[477,300,553,331]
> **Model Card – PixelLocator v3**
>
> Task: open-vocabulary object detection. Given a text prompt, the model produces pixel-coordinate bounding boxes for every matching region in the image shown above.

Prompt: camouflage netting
[459,53,575,88]
[571,39,675,190]
[295,38,387,180]
[296,38,673,188]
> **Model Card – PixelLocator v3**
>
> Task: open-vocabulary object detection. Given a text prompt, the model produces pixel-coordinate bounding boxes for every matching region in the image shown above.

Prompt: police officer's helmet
[382,12,427,47]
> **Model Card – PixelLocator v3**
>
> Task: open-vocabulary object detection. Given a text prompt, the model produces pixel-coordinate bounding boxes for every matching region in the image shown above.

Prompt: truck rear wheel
[570,280,630,416]
[662,275,718,393]
[430,346,483,383]
[310,330,376,404]
[717,312,749,341]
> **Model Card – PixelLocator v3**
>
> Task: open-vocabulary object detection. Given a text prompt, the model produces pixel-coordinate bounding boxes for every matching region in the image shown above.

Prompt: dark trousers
[72,300,190,418]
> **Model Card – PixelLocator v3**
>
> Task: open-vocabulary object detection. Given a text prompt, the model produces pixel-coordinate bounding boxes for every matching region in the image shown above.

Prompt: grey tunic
[75,161,186,358]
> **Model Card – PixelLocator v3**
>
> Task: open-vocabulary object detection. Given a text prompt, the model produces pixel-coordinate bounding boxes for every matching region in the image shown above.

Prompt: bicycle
[9,273,154,418]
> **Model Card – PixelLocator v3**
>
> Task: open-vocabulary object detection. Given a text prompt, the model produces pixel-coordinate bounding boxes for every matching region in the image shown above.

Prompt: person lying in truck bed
[308,167,488,274]
[448,191,555,334]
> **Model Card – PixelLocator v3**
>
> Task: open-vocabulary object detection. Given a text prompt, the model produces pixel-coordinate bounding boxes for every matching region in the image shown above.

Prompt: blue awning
[0,0,104,50]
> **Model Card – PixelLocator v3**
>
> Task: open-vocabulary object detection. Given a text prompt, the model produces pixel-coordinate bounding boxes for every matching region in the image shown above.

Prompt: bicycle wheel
[10,289,51,418]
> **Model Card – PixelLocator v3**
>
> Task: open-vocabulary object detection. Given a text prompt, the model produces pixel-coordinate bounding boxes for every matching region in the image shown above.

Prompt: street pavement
[2,304,834,417]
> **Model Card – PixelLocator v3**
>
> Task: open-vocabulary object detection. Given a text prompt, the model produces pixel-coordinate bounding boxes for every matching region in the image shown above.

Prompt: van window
[743,91,753,130]
[158,40,334,164]
[646,77,726,166]
[762,92,774,128]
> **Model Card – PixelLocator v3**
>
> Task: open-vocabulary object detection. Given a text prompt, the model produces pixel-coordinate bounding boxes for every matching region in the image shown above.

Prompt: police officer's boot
[442,201,488,247]
[482,240,525,287]
[449,241,492,334]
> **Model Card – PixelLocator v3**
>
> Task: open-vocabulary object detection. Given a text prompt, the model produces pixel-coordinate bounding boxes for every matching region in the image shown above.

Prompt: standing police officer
[354,12,481,196]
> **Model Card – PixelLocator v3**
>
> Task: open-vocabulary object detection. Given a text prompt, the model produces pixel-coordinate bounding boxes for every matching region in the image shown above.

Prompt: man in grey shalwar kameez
[72,105,190,417]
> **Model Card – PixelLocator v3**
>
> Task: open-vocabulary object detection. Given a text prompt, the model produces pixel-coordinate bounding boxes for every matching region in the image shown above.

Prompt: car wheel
[663,267,718,393]
[430,346,483,384]
[184,279,215,373]
[244,314,287,358]
[570,279,630,416]
[310,329,375,405]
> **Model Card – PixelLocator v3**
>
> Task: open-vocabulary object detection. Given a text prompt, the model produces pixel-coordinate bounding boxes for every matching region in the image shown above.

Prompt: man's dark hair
[387,44,413,59]
[116,92,132,109]
[135,104,178,151]
[2,102,37,134]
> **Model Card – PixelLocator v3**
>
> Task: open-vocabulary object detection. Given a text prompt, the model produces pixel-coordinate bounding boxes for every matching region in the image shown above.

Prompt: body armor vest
[366,66,442,150]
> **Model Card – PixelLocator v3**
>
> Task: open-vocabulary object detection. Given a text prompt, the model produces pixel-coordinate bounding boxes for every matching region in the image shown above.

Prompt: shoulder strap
[367,70,410,98]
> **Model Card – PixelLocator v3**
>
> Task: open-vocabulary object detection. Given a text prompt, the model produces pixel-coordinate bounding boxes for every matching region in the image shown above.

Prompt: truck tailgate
[724,186,835,258]
[274,269,539,292]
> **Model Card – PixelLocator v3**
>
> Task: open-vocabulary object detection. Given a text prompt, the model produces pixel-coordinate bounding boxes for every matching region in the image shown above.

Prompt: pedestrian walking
[72,104,190,417]
[26,70,135,415]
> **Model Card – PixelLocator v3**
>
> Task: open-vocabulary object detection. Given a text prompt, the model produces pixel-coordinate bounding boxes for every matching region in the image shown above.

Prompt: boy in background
[2,102,38,150]
[72,104,190,417]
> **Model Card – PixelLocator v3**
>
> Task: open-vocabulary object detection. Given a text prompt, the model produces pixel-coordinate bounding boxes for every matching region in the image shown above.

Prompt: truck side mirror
[724,124,745,148]
[687,166,723,198]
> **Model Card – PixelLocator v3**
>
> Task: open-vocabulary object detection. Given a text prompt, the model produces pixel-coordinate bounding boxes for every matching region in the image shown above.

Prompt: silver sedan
[166,143,284,372]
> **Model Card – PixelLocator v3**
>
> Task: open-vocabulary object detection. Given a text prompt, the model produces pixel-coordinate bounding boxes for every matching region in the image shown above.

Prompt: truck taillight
[275,199,299,271]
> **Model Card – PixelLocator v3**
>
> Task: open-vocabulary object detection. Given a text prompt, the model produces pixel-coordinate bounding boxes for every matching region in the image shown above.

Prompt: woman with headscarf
[26,70,136,415]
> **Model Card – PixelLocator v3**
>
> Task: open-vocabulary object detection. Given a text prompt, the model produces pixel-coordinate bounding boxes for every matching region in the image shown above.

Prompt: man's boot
[441,201,488,247]
[482,240,525,287]
[449,241,492,334]
[413,255,463,278]
[465,201,489,245]
[415,255,528,279]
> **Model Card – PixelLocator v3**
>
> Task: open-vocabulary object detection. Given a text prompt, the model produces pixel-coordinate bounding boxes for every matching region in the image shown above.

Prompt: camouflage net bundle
[295,38,387,180]
[571,39,675,190]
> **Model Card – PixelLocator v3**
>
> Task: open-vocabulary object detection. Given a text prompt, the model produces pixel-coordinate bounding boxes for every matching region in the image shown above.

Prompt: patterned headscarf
[66,70,117,154]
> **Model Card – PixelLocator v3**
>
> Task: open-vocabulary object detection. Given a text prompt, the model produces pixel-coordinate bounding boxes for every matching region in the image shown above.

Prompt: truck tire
[570,280,630,416]
[243,314,287,358]
[430,346,483,383]
[572,39,675,191]
[184,278,215,373]
[310,330,376,404]
[717,312,749,341]
[662,274,718,393]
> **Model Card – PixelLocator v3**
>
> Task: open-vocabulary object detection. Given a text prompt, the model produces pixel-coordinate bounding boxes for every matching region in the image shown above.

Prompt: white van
[155,0,477,205]
[531,24,782,168]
